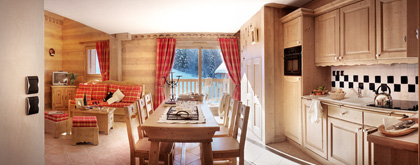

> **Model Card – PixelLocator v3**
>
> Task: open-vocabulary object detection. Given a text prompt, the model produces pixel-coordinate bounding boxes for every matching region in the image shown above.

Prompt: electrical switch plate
[26,76,38,94]
[26,96,39,115]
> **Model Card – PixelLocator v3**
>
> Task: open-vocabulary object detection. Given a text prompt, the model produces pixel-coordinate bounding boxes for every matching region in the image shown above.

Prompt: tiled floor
[45,120,317,165]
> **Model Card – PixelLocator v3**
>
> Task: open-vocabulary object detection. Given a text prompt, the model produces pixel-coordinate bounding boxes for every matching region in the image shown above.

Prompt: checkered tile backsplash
[331,64,418,101]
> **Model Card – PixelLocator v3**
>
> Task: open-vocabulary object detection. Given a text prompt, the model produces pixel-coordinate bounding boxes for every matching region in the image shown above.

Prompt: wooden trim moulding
[79,39,109,44]
[280,8,314,23]
[130,33,237,40]
[313,0,362,16]
[44,15,63,25]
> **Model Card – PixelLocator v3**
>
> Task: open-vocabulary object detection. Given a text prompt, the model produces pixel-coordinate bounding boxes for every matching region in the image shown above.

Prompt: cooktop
[367,100,418,111]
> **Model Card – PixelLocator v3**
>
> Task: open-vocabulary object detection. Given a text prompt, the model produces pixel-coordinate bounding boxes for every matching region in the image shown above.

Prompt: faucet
[352,88,363,98]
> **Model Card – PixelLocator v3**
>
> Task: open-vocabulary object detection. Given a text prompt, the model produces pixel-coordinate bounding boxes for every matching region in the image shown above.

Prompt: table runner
[157,106,206,124]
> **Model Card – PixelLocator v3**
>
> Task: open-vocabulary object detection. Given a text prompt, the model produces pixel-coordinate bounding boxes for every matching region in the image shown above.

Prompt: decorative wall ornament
[131,33,237,40]
[49,48,55,56]
[44,15,63,25]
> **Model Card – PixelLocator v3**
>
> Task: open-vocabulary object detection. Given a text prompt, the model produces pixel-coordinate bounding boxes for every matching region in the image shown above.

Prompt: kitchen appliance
[374,84,392,108]
[284,46,302,76]
[367,100,418,111]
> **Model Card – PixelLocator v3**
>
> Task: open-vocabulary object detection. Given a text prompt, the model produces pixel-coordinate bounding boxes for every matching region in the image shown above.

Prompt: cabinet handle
[363,127,378,134]
[387,112,392,116]
[339,56,343,60]
[357,127,363,132]
[340,112,347,116]
[297,41,300,44]
[376,54,380,59]
[334,57,338,60]
[403,36,407,42]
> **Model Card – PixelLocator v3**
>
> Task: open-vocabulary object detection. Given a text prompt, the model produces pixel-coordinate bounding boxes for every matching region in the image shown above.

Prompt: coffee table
[71,108,116,135]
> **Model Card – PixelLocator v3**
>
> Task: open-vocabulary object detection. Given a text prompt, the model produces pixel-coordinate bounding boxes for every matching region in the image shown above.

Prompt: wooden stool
[71,116,99,145]
[44,112,69,138]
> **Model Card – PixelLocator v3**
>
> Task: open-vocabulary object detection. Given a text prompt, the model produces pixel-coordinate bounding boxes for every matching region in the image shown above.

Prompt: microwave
[284,46,302,76]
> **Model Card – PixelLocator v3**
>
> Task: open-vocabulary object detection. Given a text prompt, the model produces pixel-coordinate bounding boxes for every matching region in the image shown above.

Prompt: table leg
[201,142,214,165]
[149,141,160,165]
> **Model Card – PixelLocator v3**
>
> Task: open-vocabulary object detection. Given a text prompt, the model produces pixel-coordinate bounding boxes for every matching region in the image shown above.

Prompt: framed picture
[75,98,83,109]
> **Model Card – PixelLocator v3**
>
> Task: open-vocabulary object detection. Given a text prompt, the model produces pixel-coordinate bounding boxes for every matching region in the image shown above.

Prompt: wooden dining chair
[124,105,174,165]
[145,93,154,116]
[214,98,238,137]
[216,94,231,124]
[208,102,250,165]
[135,97,148,137]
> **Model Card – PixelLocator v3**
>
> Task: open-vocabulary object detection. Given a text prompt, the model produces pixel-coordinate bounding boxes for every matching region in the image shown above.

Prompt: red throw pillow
[91,84,108,100]
[122,86,142,103]
[75,88,92,100]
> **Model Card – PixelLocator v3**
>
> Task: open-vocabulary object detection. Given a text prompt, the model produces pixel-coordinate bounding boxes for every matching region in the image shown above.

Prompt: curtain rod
[79,39,109,44]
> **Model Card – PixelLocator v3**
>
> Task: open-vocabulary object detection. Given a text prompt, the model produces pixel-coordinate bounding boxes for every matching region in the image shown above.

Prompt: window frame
[84,45,102,78]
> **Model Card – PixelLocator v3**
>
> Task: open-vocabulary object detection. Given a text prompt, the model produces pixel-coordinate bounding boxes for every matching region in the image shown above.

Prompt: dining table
[141,101,220,165]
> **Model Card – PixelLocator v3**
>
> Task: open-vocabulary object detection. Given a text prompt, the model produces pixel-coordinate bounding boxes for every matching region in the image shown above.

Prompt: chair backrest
[135,97,148,137]
[232,103,250,152]
[218,93,231,118]
[225,99,238,136]
[124,104,142,155]
[145,93,154,116]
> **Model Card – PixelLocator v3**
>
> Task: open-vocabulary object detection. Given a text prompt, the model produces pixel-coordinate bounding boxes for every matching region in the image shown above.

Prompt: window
[85,47,101,76]
[171,45,229,103]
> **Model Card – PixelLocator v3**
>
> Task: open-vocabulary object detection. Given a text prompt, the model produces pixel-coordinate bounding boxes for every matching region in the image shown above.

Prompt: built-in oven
[284,46,302,76]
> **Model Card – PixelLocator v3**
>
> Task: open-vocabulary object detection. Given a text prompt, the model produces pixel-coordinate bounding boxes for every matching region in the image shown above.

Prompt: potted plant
[67,72,79,85]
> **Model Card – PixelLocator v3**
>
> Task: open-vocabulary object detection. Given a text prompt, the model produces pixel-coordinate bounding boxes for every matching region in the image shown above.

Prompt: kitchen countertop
[367,130,418,152]
[302,95,418,115]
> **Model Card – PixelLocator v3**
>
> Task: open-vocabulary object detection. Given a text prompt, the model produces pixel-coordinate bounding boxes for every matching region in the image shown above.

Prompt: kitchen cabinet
[52,86,76,110]
[376,0,418,63]
[340,0,376,63]
[315,9,341,64]
[283,17,302,48]
[301,98,328,159]
[284,76,302,144]
[328,116,363,165]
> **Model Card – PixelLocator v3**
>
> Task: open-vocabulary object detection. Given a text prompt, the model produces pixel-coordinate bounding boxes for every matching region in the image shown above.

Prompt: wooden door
[302,99,327,158]
[284,17,302,48]
[340,0,376,62]
[376,0,407,59]
[283,76,302,144]
[244,58,263,140]
[315,9,340,64]
[52,87,64,108]
[328,117,363,165]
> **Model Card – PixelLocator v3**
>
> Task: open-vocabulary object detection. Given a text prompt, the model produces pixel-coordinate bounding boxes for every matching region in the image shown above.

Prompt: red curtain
[154,38,176,109]
[96,41,110,81]
[218,38,241,100]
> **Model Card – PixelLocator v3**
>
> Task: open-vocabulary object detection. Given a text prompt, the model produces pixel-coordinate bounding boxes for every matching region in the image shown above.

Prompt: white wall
[0,0,45,164]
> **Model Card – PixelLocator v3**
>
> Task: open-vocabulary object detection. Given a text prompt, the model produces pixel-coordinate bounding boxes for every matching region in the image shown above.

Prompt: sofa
[68,80,145,122]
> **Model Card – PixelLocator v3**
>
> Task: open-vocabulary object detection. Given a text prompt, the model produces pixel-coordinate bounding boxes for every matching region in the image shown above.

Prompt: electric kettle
[374,84,392,108]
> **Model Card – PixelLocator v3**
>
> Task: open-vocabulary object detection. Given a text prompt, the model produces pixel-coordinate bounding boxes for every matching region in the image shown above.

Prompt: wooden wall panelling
[62,18,110,84]
[44,11,64,109]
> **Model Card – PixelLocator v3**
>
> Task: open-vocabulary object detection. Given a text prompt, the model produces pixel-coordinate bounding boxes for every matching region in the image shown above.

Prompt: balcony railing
[173,78,230,102]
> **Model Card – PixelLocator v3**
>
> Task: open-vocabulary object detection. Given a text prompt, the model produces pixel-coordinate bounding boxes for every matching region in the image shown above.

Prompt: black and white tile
[331,64,418,101]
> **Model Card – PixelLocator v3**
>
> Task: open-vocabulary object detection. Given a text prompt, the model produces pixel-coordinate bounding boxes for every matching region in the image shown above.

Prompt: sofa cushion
[99,102,133,108]
[72,116,97,127]
[122,85,142,103]
[70,100,96,105]
[78,83,92,90]
[75,88,92,101]
[91,84,108,100]
[109,84,126,93]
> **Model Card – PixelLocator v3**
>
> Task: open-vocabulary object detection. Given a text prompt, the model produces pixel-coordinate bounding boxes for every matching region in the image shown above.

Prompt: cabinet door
[52,88,64,108]
[302,99,327,158]
[315,9,340,64]
[328,117,363,165]
[376,0,407,59]
[284,17,302,48]
[64,88,76,107]
[284,76,302,144]
[340,0,376,62]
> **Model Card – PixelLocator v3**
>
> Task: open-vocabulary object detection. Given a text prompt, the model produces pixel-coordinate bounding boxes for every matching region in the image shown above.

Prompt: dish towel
[309,100,323,123]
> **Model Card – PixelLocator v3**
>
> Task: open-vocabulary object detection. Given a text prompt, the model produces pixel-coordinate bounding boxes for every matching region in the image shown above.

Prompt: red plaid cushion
[70,100,97,105]
[78,83,92,90]
[109,84,126,93]
[99,102,133,107]
[75,88,92,101]
[122,86,142,103]
[44,112,69,122]
[72,116,97,127]
[91,84,108,100]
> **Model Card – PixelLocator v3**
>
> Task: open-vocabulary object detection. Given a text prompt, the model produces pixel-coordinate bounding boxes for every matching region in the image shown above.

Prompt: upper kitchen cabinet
[376,0,418,64]
[340,0,376,64]
[315,9,341,65]
[284,17,302,48]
